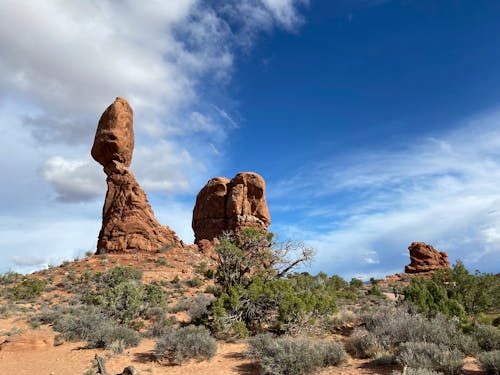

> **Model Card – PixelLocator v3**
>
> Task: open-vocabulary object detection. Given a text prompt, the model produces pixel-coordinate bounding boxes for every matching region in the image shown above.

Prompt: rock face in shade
[192,172,271,243]
[92,97,182,253]
[404,242,450,274]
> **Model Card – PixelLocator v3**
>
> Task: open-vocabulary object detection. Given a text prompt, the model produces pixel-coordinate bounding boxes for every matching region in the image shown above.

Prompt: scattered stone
[92,98,182,253]
[192,172,271,243]
[404,241,450,274]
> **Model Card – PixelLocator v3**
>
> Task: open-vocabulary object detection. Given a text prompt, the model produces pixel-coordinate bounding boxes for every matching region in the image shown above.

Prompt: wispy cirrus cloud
[270,110,500,279]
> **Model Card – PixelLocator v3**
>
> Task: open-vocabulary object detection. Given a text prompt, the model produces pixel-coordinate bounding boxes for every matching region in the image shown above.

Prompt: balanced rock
[192,172,271,243]
[404,242,450,274]
[92,97,182,253]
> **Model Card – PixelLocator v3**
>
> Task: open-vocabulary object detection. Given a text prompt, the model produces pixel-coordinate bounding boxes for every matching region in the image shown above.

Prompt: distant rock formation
[92,97,182,253]
[404,242,450,274]
[192,172,271,243]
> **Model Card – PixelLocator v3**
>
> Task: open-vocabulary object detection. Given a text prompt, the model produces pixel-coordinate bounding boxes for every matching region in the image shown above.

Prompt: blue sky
[0,0,499,279]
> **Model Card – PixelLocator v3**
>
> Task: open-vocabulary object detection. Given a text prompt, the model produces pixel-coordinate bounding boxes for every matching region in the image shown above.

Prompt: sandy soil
[0,327,257,375]
[0,325,484,375]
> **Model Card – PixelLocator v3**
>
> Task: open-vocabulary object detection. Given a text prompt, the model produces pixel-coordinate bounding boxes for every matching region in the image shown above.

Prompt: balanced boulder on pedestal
[92,97,182,253]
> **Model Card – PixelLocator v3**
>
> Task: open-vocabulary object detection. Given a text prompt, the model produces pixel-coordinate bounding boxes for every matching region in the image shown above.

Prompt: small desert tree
[215,228,315,293]
[211,228,323,336]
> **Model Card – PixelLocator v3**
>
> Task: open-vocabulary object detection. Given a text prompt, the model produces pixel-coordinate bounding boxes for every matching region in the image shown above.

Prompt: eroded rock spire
[92,97,182,253]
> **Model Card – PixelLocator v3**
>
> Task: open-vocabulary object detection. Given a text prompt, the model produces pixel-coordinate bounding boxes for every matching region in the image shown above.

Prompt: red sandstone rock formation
[92,97,182,253]
[192,172,271,243]
[404,241,450,274]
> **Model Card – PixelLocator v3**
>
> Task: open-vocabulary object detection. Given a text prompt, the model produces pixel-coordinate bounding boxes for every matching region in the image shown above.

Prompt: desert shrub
[396,341,463,375]
[95,280,145,323]
[347,328,382,358]
[478,350,500,375]
[154,325,216,364]
[154,257,169,266]
[320,341,346,366]
[325,308,358,332]
[392,369,443,375]
[248,334,345,375]
[108,339,126,354]
[53,306,140,349]
[350,277,364,289]
[473,324,500,351]
[360,307,472,354]
[0,271,23,285]
[9,278,47,300]
[186,276,204,288]
[79,267,166,325]
[188,293,216,322]
[149,315,175,338]
[204,284,222,296]
[211,273,338,335]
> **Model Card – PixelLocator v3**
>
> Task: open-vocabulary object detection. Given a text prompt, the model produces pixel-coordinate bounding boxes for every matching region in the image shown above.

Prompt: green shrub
[186,276,203,288]
[478,350,500,375]
[349,278,364,289]
[80,267,166,325]
[154,325,216,364]
[474,324,500,351]
[10,278,47,300]
[248,334,345,375]
[404,261,500,320]
[396,341,463,375]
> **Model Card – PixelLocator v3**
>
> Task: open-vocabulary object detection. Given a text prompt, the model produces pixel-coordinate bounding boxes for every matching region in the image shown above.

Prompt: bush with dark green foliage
[78,266,167,325]
[186,276,204,288]
[404,261,500,320]
[9,278,47,300]
[248,334,345,375]
[154,325,216,364]
[211,272,339,335]
[396,341,463,375]
[478,350,500,375]
[349,278,364,289]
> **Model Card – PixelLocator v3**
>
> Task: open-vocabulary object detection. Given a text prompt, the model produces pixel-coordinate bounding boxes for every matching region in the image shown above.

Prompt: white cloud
[271,110,500,278]
[0,0,308,273]
[41,156,104,202]
[0,0,307,204]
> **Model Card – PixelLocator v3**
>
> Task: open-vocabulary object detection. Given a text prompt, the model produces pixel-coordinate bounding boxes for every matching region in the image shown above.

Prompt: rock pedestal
[92,97,182,253]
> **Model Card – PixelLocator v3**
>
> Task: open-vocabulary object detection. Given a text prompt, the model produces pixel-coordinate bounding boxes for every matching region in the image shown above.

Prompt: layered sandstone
[92,97,182,253]
[192,172,271,243]
[404,241,450,274]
